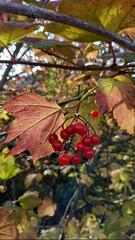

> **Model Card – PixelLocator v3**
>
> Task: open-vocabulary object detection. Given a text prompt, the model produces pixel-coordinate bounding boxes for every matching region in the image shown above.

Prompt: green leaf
[0,148,21,180]
[18,191,41,209]
[0,22,37,46]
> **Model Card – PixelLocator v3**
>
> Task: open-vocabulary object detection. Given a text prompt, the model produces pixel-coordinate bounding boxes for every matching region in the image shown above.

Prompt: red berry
[90,134,100,145]
[81,135,92,145]
[73,121,88,136]
[83,146,91,152]
[48,133,58,144]
[85,148,95,159]
[59,153,70,165]
[60,128,70,140]
[76,141,85,152]
[52,140,63,152]
[71,154,81,165]
[65,124,75,136]
[91,110,99,118]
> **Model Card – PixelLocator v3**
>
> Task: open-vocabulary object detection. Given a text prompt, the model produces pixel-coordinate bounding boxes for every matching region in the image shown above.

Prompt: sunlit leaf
[0,148,21,180]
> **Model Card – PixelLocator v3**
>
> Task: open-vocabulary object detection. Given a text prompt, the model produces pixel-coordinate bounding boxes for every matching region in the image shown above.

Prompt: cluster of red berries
[48,121,100,166]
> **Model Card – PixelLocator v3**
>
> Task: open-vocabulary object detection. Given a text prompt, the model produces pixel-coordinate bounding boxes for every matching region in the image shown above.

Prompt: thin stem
[78,115,96,134]
[19,47,31,60]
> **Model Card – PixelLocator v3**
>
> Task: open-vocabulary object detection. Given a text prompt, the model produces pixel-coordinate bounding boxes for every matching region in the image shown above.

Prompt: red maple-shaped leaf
[96,77,135,135]
[3,93,65,161]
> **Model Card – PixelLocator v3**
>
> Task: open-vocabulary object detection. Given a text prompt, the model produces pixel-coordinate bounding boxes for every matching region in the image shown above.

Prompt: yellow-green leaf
[0,109,9,121]
[46,0,135,42]
[0,148,21,180]
[0,22,37,46]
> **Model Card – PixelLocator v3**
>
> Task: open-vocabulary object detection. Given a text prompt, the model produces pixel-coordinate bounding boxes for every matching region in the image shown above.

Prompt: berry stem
[54,115,75,134]
[78,115,96,134]
[80,86,97,102]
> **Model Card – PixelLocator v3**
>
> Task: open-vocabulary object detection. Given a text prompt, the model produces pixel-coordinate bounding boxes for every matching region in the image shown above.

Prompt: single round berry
[90,134,100,145]
[59,153,70,165]
[65,124,75,136]
[91,110,99,118]
[76,141,85,152]
[85,148,95,159]
[52,140,63,152]
[71,153,81,165]
[48,133,58,144]
[81,135,92,145]
[60,128,70,140]
[73,121,88,136]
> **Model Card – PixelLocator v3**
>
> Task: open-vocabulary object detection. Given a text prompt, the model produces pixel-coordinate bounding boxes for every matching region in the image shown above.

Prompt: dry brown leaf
[37,198,57,217]
[0,207,18,240]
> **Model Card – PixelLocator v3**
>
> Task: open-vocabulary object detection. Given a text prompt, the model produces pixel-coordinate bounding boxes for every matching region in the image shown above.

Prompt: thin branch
[19,47,31,60]
[0,1,135,52]
[0,43,23,91]
[0,59,135,72]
